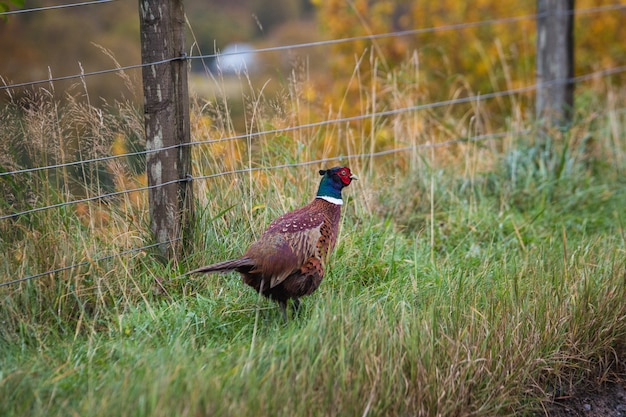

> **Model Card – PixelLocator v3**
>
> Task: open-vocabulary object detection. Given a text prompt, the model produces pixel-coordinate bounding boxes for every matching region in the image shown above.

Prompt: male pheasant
[188,166,357,318]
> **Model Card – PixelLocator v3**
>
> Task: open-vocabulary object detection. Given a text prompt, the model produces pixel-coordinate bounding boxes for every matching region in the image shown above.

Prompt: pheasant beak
[350,174,358,181]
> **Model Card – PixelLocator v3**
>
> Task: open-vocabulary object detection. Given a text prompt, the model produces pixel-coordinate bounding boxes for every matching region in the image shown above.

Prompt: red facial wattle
[338,168,353,185]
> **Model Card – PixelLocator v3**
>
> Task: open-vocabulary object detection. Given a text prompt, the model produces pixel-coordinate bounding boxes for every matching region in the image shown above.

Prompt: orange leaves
[314,0,623,107]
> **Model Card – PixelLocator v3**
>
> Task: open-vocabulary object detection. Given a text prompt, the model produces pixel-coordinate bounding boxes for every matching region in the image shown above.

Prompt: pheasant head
[316,166,358,205]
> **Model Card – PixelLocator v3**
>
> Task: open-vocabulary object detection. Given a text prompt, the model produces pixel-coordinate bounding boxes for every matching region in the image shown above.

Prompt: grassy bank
[1,73,625,415]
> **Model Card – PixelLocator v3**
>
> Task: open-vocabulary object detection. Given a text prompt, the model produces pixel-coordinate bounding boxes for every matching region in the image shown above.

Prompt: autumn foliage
[312,0,624,106]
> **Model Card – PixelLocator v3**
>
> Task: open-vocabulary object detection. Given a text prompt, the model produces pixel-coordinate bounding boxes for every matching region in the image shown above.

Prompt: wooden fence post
[536,0,575,128]
[138,0,193,262]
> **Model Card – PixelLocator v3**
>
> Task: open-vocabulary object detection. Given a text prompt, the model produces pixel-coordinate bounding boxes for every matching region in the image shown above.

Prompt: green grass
[2,163,625,416]
[1,72,625,415]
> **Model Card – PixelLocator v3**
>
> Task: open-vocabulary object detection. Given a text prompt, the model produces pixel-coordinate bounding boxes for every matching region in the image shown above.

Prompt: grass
[1,59,625,416]
[1,214,624,416]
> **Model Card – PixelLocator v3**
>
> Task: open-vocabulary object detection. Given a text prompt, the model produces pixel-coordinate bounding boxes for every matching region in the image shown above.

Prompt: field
[1,5,626,413]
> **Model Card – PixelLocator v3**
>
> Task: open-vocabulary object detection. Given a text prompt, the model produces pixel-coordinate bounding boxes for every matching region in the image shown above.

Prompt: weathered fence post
[536,0,575,128]
[138,0,193,262]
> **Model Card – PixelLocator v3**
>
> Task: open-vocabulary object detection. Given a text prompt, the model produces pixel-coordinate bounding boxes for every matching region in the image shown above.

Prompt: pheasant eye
[340,170,347,176]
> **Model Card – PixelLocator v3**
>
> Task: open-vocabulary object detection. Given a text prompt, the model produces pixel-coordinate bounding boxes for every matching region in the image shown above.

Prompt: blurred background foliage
[1,0,623,105]
[314,0,624,88]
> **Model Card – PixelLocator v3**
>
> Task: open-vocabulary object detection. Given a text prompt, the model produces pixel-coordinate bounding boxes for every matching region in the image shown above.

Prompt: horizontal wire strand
[0,0,115,16]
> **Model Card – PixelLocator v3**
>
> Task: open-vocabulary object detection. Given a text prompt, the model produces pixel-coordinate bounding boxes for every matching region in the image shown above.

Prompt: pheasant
[188,166,357,318]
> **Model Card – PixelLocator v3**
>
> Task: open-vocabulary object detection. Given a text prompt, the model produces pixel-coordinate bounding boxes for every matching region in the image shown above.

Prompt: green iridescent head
[316,166,357,203]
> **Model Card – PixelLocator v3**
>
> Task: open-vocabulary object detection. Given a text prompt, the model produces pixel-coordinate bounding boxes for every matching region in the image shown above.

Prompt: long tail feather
[188,257,255,275]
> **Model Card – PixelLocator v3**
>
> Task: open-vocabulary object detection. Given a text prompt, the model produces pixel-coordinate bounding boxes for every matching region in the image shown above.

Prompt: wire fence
[1,1,625,288]
[1,64,625,224]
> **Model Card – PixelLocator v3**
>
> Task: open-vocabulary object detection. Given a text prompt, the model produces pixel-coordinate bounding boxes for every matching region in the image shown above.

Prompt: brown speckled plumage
[188,167,357,318]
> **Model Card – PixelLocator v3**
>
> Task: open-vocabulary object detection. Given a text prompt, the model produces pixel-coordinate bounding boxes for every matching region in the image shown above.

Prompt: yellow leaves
[190,108,244,173]
[313,0,626,135]
[314,0,624,108]
[252,170,270,188]
[303,82,317,103]
[353,0,368,16]
[191,113,212,134]
[111,133,127,157]
[72,132,147,231]
[195,139,243,173]
[75,201,111,229]
[252,204,267,213]
[574,1,624,75]
[375,125,394,147]
[126,173,147,209]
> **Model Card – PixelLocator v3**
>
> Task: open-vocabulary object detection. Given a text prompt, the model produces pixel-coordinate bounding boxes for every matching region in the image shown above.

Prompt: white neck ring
[317,196,343,205]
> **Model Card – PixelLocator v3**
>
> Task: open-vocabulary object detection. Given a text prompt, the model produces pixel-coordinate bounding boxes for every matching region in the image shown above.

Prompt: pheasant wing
[251,208,327,288]
[269,221,326,288]
[244,233,302,288]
